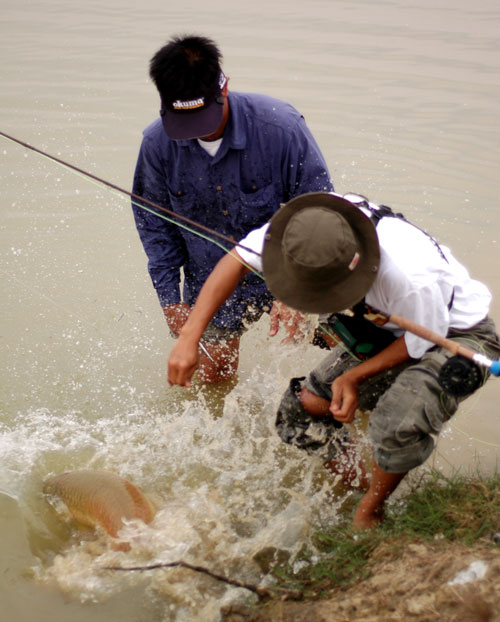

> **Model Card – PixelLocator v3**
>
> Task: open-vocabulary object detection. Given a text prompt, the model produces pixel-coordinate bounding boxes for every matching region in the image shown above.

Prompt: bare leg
[198,337,240,384]
[299,387,331,416]
[353,460,406,529]
[299,387,369,490]
[324,446,370,491]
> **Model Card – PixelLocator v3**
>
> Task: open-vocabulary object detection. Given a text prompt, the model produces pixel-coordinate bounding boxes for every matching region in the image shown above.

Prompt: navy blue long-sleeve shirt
[132,91,332,330]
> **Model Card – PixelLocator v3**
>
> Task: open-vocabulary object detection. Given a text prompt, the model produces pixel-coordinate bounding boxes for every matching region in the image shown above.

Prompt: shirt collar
[224,92,246,150]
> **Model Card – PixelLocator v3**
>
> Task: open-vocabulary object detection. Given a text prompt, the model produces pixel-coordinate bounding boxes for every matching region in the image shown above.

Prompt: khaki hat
[262,192,380,313]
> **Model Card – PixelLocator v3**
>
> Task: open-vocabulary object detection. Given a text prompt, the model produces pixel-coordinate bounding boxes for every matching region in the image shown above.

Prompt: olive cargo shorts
[276,316,500,473]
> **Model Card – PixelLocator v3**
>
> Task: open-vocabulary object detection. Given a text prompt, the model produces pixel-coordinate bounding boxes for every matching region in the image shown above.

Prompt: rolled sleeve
[132,137,187,306]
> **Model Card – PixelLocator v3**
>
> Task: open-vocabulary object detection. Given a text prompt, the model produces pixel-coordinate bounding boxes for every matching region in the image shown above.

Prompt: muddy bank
[222,539,500,622]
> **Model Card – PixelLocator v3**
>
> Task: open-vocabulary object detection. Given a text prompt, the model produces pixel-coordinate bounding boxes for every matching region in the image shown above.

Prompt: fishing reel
[438,355,482,397]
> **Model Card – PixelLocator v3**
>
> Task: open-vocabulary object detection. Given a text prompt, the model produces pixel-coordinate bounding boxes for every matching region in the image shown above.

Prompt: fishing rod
[388,313,500,374]
[1,130,245,364]
[387,313,500,396]
[318,309,499,397]
[4,131,498,388]
[0,131,260,257]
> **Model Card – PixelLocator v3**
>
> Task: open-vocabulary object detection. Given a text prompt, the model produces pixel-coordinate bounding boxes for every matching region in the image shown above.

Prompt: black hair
[150,35,223,102]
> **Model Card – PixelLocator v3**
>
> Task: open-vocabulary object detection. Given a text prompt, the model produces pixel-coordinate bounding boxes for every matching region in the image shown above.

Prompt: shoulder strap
[366,203,405,227]
[365,203,449,264]
[342,194,454,312]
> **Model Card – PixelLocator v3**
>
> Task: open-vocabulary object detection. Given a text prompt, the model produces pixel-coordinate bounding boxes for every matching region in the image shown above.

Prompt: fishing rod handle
[388,313,500,376]
[473,354,500,377]
[388,314,463,353]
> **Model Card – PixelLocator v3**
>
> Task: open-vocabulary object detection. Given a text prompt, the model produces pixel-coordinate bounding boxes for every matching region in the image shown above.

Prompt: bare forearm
[178,251,250,343]
[330,335,411,423]
[167,252,250,387]
[346,335,411,384]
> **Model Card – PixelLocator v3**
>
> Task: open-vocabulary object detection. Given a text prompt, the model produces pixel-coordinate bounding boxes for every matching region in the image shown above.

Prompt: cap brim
[262,193,380,314]
[162,98,224,140]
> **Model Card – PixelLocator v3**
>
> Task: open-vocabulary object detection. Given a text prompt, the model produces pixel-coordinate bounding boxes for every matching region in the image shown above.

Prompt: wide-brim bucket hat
[262,192,380,313]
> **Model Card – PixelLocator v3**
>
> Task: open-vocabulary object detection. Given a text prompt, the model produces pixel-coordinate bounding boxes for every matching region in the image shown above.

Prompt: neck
[200,98,230,141]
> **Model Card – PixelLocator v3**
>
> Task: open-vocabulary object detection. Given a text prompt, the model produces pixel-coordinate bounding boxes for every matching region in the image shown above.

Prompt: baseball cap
[160,71,227,140]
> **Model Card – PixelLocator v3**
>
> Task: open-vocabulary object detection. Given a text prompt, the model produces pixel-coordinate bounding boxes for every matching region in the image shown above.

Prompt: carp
[43,470,155,538]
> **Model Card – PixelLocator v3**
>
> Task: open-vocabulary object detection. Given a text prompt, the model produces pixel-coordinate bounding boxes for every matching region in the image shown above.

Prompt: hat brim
[161,98,224,140]
[262,192,380,313]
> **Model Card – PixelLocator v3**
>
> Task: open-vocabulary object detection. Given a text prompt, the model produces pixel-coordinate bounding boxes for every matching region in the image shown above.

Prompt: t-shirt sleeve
[370,264,451,358]
[397,286,450,358]
[234,223,269,273]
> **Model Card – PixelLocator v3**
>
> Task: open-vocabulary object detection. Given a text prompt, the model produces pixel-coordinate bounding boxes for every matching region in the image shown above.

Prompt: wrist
[343,366,365,386]
[178,321,205,344]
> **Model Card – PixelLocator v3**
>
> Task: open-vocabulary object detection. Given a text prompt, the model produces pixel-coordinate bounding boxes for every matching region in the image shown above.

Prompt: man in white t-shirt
[167,192,500,528]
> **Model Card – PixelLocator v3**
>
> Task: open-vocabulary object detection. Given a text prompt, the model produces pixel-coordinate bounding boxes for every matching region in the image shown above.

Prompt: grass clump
[273,528,378,598]
[272,470,500,598]
[385,470,500,544]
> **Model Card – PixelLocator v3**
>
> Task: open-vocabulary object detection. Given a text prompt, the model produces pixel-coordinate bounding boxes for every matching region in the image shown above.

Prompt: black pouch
[313,307,396,359]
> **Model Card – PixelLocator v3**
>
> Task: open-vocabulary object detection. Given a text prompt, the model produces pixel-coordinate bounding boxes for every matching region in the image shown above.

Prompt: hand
[329,371,359,423]
[163,302,191,337]
[167,335,200,387]
[269,301,308,344]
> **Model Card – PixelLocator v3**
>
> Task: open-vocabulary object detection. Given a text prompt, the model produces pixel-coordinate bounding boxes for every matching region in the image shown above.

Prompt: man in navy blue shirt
[132,34,332,383]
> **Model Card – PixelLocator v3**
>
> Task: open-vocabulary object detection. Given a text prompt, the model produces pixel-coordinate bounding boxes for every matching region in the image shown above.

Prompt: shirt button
[177,190,183,196]
[223,210,228,216]
[216,185,222,191]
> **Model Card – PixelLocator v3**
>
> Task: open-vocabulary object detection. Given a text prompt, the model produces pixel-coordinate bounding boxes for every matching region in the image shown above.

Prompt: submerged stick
[104,560,303,601]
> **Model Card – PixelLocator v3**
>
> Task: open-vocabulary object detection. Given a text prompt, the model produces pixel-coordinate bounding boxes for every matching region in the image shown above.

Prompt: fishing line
[3,131,498,384]
[316,323,362,362]
[1,131,264,363]
[0,131,264,276]
[57,156,263,280]
[449,422,500,449]
[3,268,92,328]
[43,151,237,257]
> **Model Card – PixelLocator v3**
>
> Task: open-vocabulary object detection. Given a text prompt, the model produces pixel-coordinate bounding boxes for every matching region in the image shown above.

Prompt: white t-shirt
[235,210,492,358]
[197,137,223,157]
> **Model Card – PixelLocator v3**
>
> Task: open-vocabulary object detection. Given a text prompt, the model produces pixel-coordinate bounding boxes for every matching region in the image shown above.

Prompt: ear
[221,76,230,96]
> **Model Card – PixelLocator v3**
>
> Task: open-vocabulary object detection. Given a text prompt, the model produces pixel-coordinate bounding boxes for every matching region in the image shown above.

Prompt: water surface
[1,1,499,620]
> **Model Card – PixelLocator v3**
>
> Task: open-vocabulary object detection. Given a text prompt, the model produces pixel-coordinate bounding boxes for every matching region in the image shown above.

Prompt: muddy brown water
[1,1,499,620]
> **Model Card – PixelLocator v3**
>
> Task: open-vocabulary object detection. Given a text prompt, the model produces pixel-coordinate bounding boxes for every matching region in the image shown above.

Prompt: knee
[275,378,345,456]
[198,338,240,383]
[275,377,312,446]
[299,387,331,417]
[276,378,329,425]
[369,384,437,473]
[198,363,237,384]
